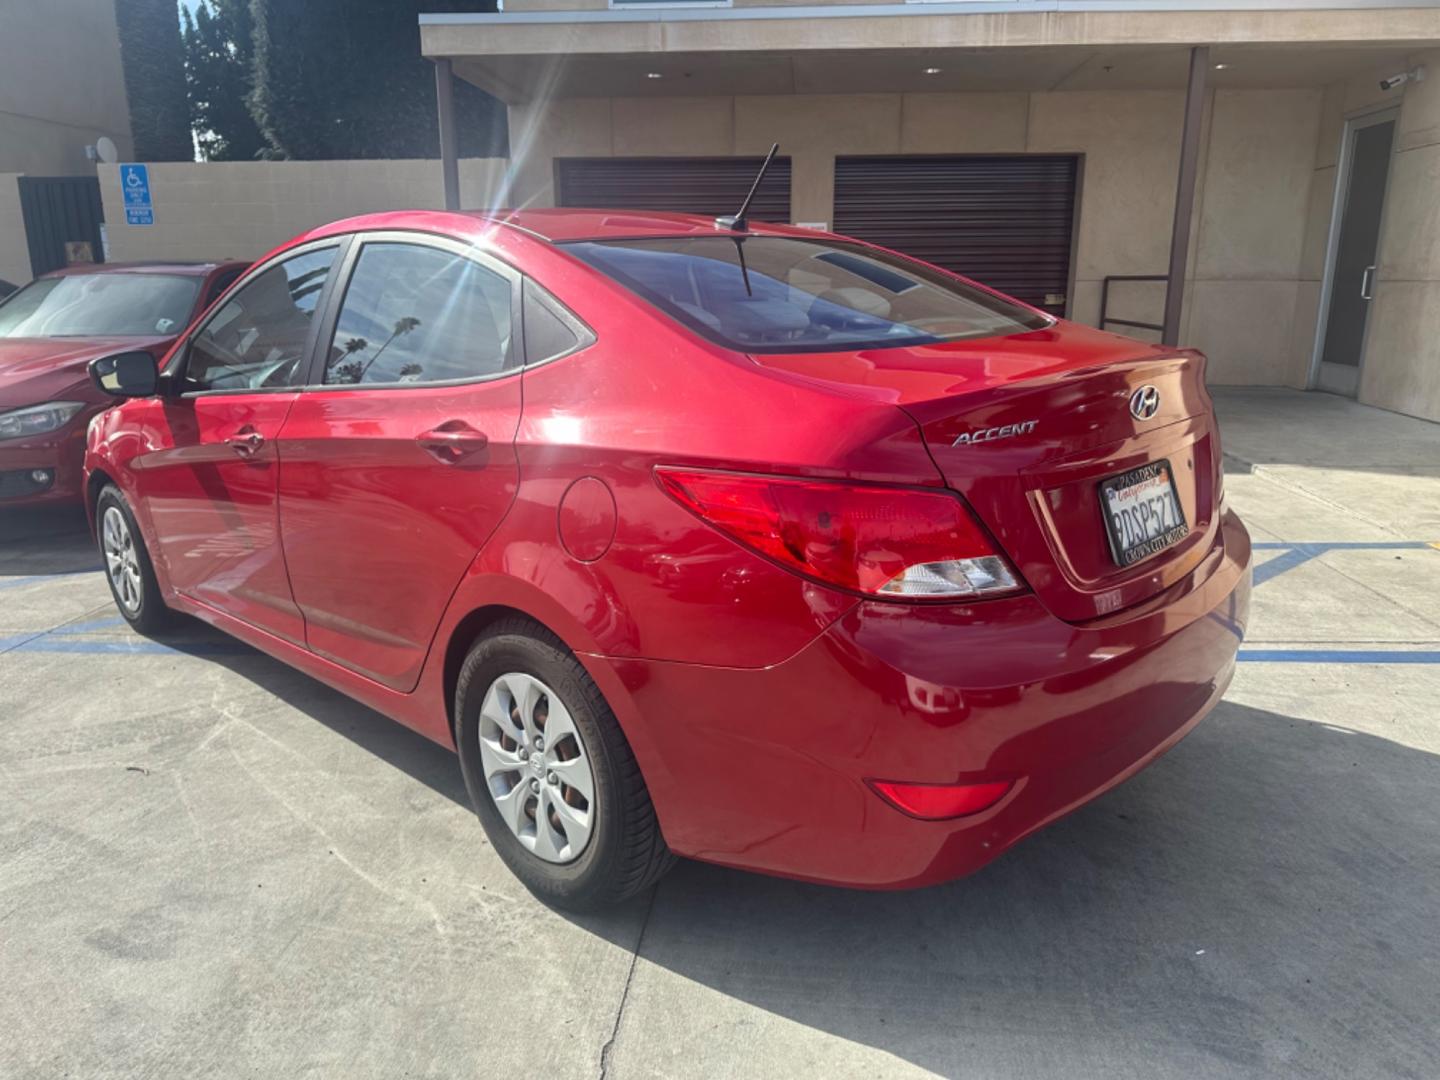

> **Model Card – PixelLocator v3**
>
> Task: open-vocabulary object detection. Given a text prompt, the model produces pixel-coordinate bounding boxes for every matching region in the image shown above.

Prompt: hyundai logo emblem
[1129,385,1161,421]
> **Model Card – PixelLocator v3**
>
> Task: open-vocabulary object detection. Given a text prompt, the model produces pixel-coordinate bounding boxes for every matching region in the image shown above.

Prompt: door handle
[227,428,265,457]
[416,422,489,463]
[1361,265,1377,300]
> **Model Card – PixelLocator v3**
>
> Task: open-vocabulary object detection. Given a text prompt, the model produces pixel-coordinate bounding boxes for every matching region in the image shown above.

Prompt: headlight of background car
[0,402,87,440]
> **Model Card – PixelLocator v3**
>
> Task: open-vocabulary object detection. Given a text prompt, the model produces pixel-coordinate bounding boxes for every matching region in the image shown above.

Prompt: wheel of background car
[95,485,172,634]
[454,617,674,909]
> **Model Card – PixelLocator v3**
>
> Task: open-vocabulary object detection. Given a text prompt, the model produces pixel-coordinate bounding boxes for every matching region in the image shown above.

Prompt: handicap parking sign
[120,164,153,226]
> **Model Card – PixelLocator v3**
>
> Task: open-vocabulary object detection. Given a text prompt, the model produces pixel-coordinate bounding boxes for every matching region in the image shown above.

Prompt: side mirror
[89,351,160,399]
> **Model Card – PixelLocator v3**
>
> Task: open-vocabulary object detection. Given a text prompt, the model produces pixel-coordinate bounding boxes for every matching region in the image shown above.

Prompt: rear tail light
[654,467,1024,600]
[869,778,1014,820]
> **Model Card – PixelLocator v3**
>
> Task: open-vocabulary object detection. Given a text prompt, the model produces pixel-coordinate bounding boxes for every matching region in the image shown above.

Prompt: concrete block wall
[506,88,1325,386]
[97,159,511,264]
[1187,88,1324,387]
[0,174,30,287]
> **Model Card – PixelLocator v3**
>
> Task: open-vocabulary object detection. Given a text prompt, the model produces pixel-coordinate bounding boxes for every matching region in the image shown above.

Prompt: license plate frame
[1098,459,1189,568]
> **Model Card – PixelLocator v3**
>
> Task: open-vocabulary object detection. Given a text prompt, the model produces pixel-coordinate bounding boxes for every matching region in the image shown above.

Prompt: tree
[113,0,194,161]
[181,0,267,161]
[249,0,506,161]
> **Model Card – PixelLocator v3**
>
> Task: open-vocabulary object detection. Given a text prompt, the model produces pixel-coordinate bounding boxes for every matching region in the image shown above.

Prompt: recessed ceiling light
[923,67,942,75]
[1213,63,1229,70]
[646,72,663,79]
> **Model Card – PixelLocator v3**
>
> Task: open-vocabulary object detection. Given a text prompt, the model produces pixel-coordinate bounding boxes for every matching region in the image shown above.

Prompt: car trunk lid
[749,323,1222,622]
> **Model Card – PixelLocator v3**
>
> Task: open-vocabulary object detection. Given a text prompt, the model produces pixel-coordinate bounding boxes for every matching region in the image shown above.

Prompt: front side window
[182,247,337,393]
[564,236,1049,354]
[0,273,201,338]
[203,266,246,308]
[322,243,512,386]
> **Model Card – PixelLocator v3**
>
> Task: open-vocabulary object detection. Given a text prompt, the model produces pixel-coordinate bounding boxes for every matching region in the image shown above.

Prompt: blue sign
[119,164,153,226]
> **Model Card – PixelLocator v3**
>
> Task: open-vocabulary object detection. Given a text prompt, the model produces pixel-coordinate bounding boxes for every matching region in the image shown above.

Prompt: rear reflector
[654,467,1023,600]
[869,778,1014,820]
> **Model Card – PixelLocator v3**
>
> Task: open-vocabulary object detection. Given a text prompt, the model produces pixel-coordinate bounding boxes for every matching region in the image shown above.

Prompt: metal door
[17,176,105,277]
[556,157,793,223]
[833,155,1080,316]
[1314,109,1398,397]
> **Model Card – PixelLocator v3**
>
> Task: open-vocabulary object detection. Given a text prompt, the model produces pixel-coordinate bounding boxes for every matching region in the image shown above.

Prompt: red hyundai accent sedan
[0,261,246,505]
[84,209,1251,908]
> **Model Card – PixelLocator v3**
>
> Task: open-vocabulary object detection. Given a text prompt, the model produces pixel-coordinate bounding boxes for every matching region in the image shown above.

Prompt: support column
[434,58,461,212]
[1162,45,1209,347]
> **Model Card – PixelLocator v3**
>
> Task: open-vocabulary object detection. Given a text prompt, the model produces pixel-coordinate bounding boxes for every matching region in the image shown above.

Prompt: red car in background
[0,261,247,505]
[83,209,1250,909]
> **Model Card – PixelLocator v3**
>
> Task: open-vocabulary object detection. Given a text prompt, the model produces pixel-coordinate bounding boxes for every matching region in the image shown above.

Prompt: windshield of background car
[0,273,201,338]
[563,236,1050,353]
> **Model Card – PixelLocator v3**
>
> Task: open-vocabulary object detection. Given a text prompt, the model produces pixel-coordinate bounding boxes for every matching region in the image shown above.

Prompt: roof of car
[40,260,248,279]
[288,209,828,260]
[470,208,813,243]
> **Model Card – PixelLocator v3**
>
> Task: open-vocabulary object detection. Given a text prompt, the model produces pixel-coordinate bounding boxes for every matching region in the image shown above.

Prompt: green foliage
[248,0,507,161]
[113,0,194,161]
[181,0,267,161]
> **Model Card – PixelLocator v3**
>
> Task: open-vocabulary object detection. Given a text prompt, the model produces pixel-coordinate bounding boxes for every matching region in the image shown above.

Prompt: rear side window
[522,282,590,365]
[321,242,512,386]
[184,246,337,392]
[564,236,1049,354]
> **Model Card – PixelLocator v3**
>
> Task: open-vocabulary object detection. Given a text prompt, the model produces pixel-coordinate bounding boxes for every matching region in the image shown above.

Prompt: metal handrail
[1099,275,1166,333]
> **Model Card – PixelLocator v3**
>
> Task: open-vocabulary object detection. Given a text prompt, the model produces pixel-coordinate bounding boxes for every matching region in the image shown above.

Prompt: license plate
[1099,460,1188,567]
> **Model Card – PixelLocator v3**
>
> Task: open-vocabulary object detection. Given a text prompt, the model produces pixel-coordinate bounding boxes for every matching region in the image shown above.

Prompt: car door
[130,241,343,645]
[276,234,523,691]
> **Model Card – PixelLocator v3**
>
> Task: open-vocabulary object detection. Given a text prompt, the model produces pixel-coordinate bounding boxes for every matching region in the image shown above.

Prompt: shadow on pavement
[616,702,1440,1077]
[184,636,1440,1077]
[0,504,98,575]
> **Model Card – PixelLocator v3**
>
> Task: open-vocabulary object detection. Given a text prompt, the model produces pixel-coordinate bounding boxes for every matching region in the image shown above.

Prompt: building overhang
[420,2,1440,102]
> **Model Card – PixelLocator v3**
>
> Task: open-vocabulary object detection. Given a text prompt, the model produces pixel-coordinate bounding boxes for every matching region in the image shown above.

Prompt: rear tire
[455,617,674,909]
[95,484,171,635]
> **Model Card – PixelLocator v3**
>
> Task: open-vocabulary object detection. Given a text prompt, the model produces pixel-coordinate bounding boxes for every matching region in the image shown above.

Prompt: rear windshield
[563,236,1049,353]
[0,272,200,338]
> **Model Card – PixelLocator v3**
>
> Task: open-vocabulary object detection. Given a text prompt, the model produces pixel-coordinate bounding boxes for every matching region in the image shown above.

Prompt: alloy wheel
[102,506,143,615]
[477,671,596,864]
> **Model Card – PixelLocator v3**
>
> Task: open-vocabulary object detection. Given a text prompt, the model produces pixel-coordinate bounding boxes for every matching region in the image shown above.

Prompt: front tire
[455,617,674,909]
[96,484,171,634]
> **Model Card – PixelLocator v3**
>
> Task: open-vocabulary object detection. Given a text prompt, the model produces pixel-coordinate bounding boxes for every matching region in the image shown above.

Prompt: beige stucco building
[0,0,133,285]
[421,1,1440,421]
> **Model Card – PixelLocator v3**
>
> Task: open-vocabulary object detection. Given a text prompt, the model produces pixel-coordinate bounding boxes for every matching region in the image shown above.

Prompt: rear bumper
[0,423,88,505]
[599,510,1251,889]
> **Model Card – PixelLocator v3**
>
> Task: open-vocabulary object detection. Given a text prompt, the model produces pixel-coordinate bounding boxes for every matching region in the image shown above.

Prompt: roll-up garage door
[833,155,1078,316]
[555,157,792,224]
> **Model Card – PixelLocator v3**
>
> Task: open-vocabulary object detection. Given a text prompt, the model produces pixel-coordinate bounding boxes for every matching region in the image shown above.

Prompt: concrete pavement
[2,387,1438,1078]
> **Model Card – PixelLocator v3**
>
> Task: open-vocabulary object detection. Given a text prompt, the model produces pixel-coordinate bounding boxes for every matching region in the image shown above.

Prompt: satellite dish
[95,136,119,164]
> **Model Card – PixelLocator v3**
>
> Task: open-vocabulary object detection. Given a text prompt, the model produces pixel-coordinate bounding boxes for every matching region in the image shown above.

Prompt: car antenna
[715,143,779,233]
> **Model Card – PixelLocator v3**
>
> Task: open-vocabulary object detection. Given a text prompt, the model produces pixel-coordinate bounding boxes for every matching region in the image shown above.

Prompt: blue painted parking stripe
[51,616,129,634]
[0,631,45,654]
[1253,545,1320,586]
[1249,540,1436,587]
[1238,649,1440,664]
[8,637,1436,665]
[1249,541,1428,550]
[0,567,102,591]
[1251,541,1433,550]
[10,637,252,656]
